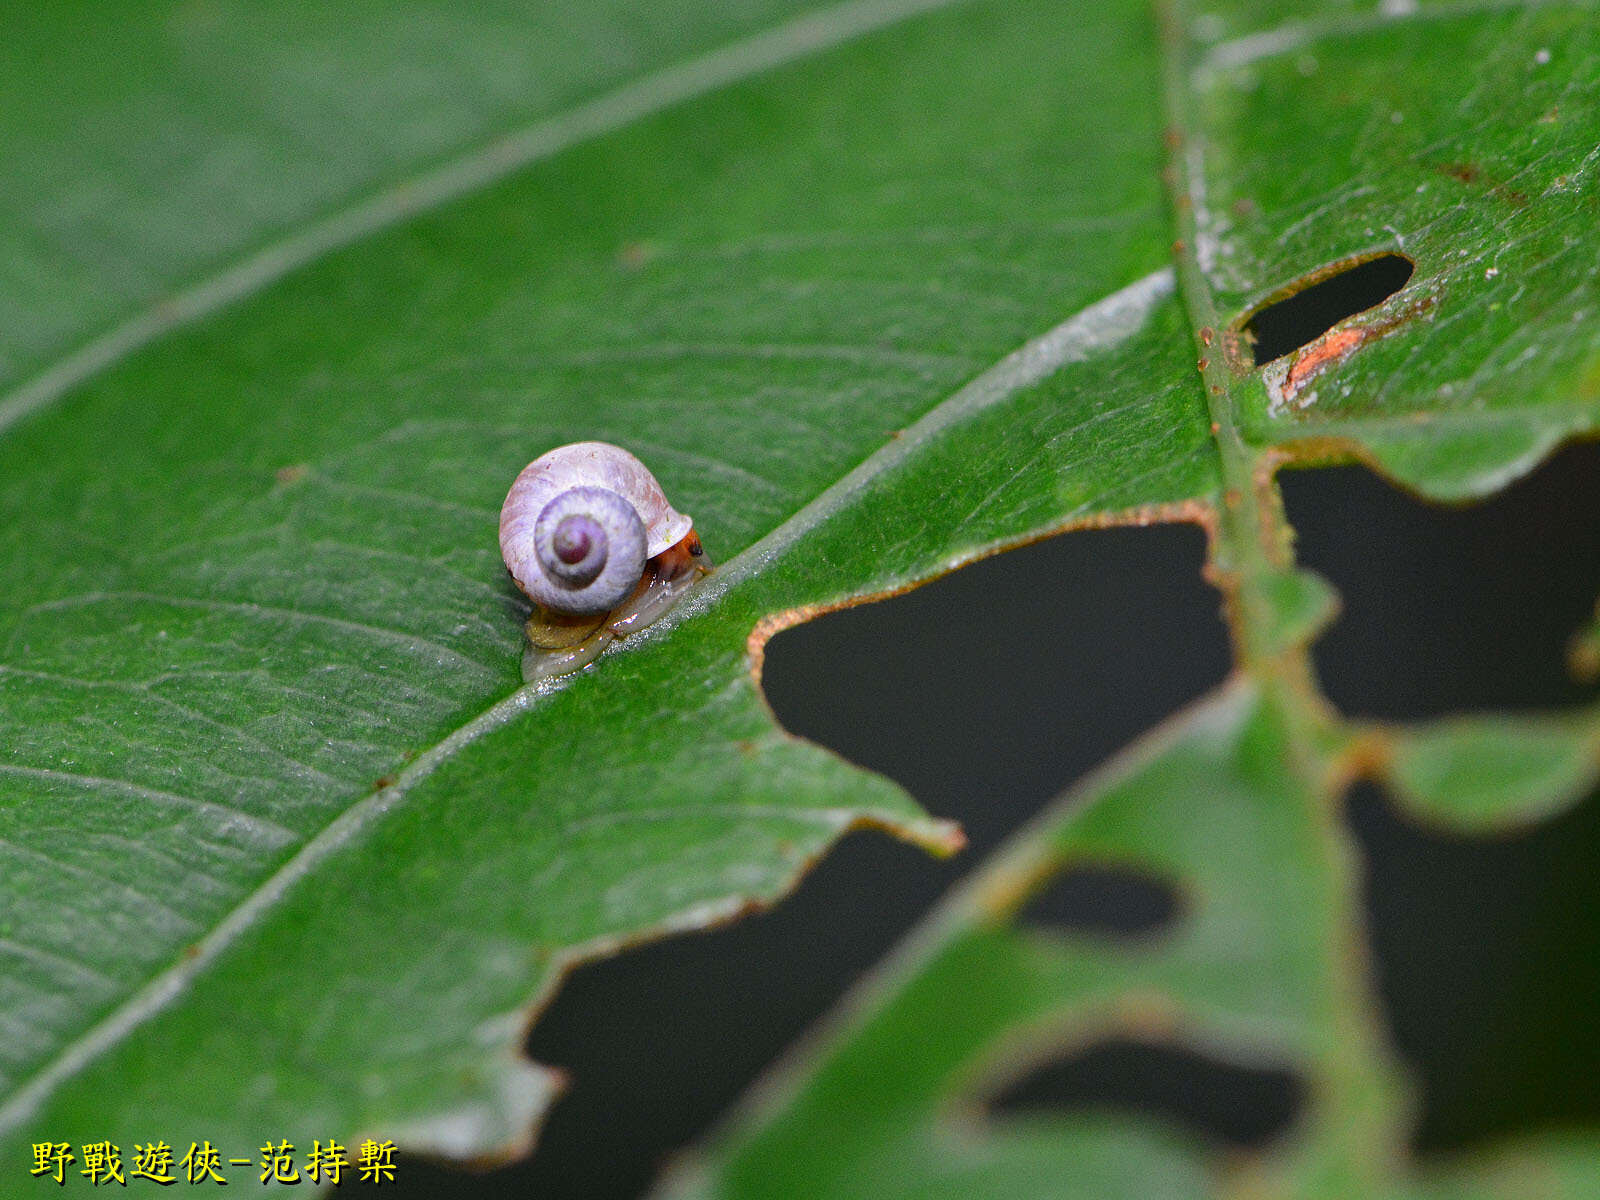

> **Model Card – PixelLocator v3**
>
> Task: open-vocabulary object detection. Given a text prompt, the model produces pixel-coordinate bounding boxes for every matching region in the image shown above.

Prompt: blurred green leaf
[0,0,829,415]
[660,684,1380,1200]
[663,684,1600,1200]
[1181,0,1600,500]
[1388,711,1600,830]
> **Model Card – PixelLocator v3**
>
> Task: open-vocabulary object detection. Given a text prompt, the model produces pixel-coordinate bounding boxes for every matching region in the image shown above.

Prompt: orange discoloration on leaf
[1266,284,1439,414]
[1284,326,1365,397]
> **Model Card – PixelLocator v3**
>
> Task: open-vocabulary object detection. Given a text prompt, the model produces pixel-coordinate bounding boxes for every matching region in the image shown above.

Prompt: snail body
[499,441,710,679]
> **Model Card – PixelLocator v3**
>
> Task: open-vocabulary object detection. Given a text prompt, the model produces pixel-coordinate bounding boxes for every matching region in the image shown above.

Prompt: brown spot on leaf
[1284,326,1366,396]
[1435,161,1527,206]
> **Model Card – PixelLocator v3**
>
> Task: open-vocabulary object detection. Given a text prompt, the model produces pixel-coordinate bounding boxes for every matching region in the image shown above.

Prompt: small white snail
[500,441,711,680]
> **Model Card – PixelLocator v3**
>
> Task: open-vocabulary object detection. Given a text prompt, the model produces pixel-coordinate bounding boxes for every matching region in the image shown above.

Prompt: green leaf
[1387,710,1600,831]
[657,0,1600,1196]
[1,0,1222,1164]
[8,0,1598,1185]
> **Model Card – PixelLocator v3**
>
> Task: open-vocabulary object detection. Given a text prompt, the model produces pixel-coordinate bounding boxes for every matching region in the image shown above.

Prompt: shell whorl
[500,442,692,615]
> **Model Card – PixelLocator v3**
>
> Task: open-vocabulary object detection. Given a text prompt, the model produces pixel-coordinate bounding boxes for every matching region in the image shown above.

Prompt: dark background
[397,439,1600,1198]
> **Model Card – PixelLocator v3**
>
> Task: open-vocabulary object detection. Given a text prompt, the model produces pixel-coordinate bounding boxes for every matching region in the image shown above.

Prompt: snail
[500,441,711,680]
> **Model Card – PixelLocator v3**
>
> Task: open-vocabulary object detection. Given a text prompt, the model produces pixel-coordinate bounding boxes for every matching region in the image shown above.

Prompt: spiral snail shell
[500,441,692,615]
[500,442,710,680]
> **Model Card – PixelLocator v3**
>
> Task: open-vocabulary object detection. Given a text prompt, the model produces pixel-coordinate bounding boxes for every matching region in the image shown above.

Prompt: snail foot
[522,628,615,682]
[524,607,607,650]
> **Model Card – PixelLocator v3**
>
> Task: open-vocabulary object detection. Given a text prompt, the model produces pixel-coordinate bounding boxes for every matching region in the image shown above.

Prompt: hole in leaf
[989,1040,1304,1149]
[1280,443,1600,719]
[763,524,1230,851]
[1019,864,1181,938]
[1349,782,1600,1152]
[1242,253,1414,366]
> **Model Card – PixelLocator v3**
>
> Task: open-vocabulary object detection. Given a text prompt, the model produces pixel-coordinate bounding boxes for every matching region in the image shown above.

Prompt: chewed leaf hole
[762,525,1229,852]
[1242,252,1415,366]
[989,1040,1304,1149]
[1019,865,1181,937]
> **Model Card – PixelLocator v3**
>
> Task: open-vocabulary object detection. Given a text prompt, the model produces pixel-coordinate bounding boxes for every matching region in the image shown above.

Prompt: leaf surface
[0,0,1221,1161]
[0,0,840,420]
